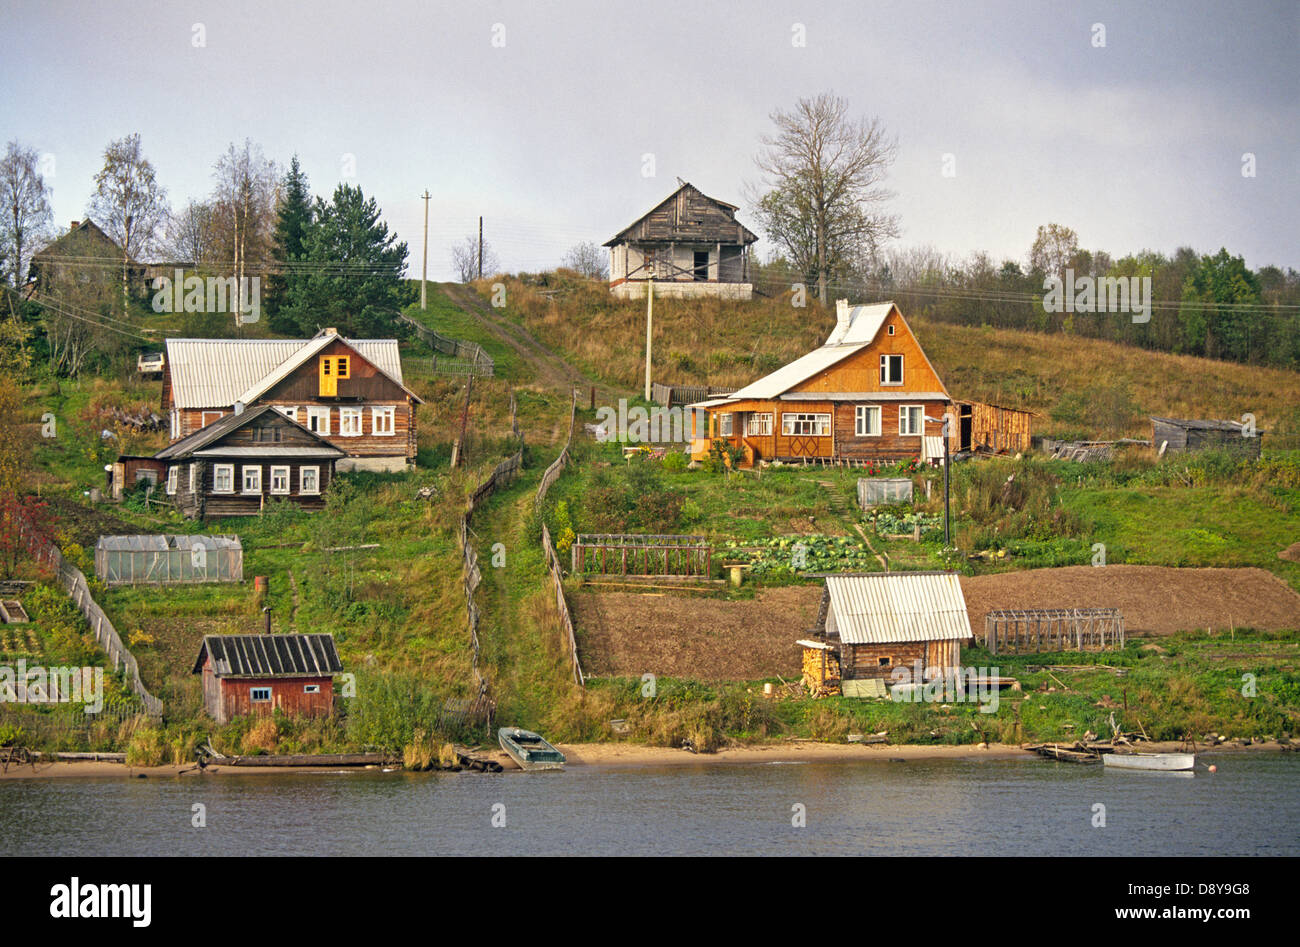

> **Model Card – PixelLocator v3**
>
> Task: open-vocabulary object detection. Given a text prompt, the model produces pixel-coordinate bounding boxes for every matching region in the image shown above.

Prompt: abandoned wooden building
[953,400,1034,454]
[192,633,343,724]
[153,404,344,518]
[26,219,146,298]
[1151,416,1263,459]
[810,572,972,695]
[605,182,759,300]
[161,328,424,472]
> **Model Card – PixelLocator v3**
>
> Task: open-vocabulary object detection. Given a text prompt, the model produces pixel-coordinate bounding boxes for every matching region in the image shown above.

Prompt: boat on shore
[1103,751,1195,772]
[498,727,566,772]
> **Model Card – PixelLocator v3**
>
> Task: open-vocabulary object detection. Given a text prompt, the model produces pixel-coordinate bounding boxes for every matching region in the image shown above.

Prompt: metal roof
[165,336,406,409]
[824,572,971,644]
[1150,416,1253,433]
[191,446,344,458]
[96,534,243,552]
[154,403,344,460]
[192,633,343,678]
[825,302,896,346]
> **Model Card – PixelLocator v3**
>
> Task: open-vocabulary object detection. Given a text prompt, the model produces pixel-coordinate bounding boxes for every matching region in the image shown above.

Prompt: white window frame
[745,412,773,437]
[899,405,923,437]
[855,405,881,437]
[339,407,363,437]
[274,405,299,423]
[880,354,904,386]
[371,405,395,436]
[307,407,331,435]
[201,410,225,427]
[241,465,262,494]
[213,464,234,494]
[250,687,272,703]
[303,684,320,694]
[718,413,733,437]
[781,412,832,437]
[300,466,320,495]
[170,409,180,439]
[270,465,291,495]
[166,466,178,495]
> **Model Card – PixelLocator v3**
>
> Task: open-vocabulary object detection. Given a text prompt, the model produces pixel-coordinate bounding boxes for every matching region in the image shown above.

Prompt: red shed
[192,633,343,724]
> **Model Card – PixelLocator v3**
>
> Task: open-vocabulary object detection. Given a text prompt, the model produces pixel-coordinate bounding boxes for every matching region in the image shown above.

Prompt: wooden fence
[984,608,1125,655]
[535,389,578,508]
[651,382,737,406]
[571,534,712,576]
[542,525,584,687]
[19,519,163,717]
[398,312,495,376]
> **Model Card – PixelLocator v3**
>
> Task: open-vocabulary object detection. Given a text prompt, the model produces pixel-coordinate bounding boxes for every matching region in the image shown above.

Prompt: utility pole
[478,216,484,280]
[421,190,431,310]
[925,413,953,546]
[643,262,655,402]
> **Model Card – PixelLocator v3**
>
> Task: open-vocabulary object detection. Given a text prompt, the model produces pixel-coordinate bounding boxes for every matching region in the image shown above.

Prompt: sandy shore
[1,739,1286,779]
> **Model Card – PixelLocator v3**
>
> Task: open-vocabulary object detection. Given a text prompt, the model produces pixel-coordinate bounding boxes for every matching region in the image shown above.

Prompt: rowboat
[1103,751,1195,772]
[498,727,566,772]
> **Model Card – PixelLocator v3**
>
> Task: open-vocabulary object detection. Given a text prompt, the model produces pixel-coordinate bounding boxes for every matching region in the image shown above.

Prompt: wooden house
[811,572,971,684]
[154,404,345,518]
[605,182,758,300]
[192,633,342,724]
[27,219,146,297]
[1151,417,1262,459]
[162,329,424,472]
[689,301,954,466]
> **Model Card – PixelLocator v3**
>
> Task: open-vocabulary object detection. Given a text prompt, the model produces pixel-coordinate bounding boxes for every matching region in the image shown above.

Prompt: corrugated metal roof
[165,337,405,409]
[825,301,895,346]
[192,633,342,678]
[96,534,243,552]
[825,572,971,644]
[154,403,344,460]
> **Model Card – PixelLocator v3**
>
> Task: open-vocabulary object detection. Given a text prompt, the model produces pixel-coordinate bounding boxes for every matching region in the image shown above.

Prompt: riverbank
[1,738,1289,778]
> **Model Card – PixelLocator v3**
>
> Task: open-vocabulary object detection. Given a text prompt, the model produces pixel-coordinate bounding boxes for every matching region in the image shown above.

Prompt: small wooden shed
[952,401,1033,454]
[1151,417,1262,458]
[192,633,343,724]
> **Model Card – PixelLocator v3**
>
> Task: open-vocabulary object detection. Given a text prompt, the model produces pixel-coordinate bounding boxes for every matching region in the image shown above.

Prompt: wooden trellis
[572,534,712,577]
[984,608,1124,655]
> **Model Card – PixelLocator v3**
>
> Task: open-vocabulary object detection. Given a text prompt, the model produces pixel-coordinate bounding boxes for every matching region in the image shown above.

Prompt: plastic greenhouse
[94,535,243,586]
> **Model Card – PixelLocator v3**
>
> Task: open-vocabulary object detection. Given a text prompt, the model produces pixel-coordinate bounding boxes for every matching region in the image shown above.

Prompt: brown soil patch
[574,566,1300,681]
[42,496,137,549]
[1278,542,1300,563]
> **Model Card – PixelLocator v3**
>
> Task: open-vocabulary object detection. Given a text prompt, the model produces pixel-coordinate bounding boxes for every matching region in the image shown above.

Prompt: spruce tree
[266,155,312,333]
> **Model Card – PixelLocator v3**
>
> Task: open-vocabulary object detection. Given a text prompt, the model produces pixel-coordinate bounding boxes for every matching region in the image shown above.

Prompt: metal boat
[498,727,566,771]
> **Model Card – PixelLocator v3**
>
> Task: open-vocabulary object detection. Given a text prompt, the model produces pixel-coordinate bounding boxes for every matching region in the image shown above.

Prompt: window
[270,466,290,494]
[339,407,363,436]
[166,466,178,495]
[745,413,773,436]
[300,466,320,495]
[274,406,299,423]
[899,405,923,436]
[201,410,225,427]
[303,684,320,694]
[335,356,349,378]
[213,464,234,493]
[250,687,271,703]
[307,407,331,435]
[880,354,903,385]
[170,409,180,439]
[718,413,733,437]
[242,465,262,494]
[855,405,881,437]
[781,413,831,436]
[887,324,896,336]
[371,406,395,436]
[253,425,282,443]
[189,464,196,494]
[878,657,892,666]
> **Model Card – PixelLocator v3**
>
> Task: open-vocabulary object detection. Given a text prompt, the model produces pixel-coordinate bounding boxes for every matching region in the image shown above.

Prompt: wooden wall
[170,457,334,519]
[959,402,1032,453]
[841,639,960,681]
[211,673,335,724]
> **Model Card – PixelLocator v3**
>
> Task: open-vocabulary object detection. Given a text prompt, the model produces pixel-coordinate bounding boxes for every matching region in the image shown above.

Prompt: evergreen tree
[266,155,313,332]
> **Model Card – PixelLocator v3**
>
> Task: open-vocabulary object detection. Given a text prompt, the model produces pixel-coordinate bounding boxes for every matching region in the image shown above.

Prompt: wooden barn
[1151,417,1262,459]
[162,328,424,472]
[192,633,343,724]
[690,301,953,466]
[154,404,344,518]
[953,400,1034,454]
[811,572,971,684]
[605,182,759,300]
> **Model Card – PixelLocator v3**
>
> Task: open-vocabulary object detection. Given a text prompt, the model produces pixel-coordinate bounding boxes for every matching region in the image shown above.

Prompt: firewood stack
[801,644,842,698]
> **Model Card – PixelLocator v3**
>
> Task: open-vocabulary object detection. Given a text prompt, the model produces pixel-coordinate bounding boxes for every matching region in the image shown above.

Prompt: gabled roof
[32,219,130,263]
[154,403,345,460]
[164,334,420,409]
[604,181,759,247]
[824,572,971,644]
[192,633,343,678]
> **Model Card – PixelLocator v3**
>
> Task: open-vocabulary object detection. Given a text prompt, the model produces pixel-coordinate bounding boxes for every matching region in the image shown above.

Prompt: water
[2,753,1296,856]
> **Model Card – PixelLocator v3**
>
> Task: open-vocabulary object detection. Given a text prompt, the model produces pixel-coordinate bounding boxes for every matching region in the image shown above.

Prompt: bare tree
[88,133,168,307]
[212,140,279,329]
[561,241,608,280]
[0,140,53,289]
[1028,223,1079,282]
[164,199,219,267]
[748,92,899,305]
[451,234,498,282]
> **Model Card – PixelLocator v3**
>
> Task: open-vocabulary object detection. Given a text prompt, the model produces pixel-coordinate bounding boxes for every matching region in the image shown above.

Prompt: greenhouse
[94,535,243,586]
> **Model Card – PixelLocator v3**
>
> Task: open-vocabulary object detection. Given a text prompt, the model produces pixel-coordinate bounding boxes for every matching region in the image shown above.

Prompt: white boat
[1103,751,1195,772]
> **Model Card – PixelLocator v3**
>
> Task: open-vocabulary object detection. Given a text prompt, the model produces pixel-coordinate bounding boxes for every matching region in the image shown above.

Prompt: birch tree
[212,140,279,329]
[88,133,168,308]
[0,140,53,289]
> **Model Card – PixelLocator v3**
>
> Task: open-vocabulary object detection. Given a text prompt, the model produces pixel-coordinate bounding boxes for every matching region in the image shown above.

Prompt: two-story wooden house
[689,301,953,466]
[162,329,423,472]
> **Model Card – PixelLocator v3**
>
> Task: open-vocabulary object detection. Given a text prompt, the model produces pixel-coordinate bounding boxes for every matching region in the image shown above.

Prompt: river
[2,753,1296,856]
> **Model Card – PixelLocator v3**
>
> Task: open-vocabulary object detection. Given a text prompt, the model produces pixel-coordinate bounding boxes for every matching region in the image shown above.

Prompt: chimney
[828,299,853,343]
[323,327,338,336]
[263,606,271,635]
[70,220,80,230]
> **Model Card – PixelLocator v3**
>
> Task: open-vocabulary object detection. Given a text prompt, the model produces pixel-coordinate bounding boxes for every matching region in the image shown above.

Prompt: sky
[3,0,1297,280]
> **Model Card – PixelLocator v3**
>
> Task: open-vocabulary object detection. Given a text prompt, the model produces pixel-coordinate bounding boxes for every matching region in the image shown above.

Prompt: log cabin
[162,329,423,472]
[812,572,971,684]
[192,633,342,724]
[689,301,954,466]
[1151,416,1263,459]
[605,182,759,300]
[155,404,345,518]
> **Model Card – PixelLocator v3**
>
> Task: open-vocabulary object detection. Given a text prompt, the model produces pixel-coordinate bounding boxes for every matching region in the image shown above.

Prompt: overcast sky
[3,0,1296,280]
